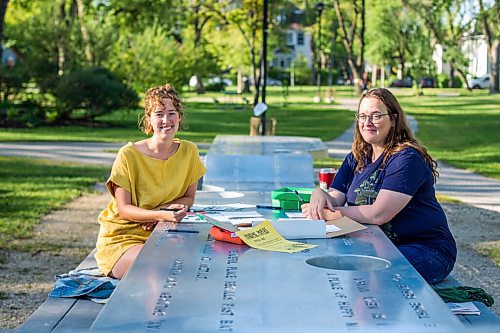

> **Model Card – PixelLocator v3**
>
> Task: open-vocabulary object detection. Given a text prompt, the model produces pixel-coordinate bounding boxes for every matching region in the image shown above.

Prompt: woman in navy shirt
[302,88,456,284]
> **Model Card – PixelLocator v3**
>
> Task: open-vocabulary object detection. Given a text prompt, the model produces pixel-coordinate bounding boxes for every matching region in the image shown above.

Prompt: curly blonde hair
[138,83,184,135]
[352,88,439,182]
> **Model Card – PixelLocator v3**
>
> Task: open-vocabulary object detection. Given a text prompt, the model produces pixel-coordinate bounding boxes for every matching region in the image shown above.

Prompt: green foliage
[1,100,45,128]
[0,62,29,102]
[50,68,139,121]
[105,24,190,93]
[0,156,107,249]
[291,56,312,85]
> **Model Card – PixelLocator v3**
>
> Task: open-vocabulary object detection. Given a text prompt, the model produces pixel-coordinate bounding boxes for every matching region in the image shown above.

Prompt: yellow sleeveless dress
[95,139,206,276]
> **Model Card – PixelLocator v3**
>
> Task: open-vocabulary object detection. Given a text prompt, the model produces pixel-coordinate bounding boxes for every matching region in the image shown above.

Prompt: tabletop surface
[90,192,462,333]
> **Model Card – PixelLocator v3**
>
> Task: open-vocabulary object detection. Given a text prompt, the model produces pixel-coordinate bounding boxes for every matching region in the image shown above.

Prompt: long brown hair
[138,83,184,135]
[352,88,439,181]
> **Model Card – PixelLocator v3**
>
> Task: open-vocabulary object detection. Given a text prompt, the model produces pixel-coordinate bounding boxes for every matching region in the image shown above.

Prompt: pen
[256,205,281,210]
[168,229,199,234]
[293,190,305,205]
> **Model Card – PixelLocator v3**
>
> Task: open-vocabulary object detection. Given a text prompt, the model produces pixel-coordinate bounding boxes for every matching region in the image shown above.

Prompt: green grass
[313,157,344,169]
[397,91,500,179]
[474,242,500,266]
[0,98,355,143]
[0,156,107,249]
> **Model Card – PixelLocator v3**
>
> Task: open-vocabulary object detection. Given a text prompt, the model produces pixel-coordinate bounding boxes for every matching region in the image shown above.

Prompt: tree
[222,0,265,105]
[366,1,435,82]
[403,0,474,89]
[477,0,499,93]
[332,0,366,84]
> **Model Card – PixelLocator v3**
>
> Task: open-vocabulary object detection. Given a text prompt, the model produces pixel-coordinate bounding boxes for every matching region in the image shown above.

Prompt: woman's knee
[110,244,143,279]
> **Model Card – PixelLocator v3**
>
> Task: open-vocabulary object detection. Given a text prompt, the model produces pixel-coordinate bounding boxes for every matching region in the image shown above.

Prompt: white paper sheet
[270,219,326,239]
[191,203,256,212]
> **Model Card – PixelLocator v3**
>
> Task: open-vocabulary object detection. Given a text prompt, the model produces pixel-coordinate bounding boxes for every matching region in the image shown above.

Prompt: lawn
[396,90,500,179]
[0,156,107,249]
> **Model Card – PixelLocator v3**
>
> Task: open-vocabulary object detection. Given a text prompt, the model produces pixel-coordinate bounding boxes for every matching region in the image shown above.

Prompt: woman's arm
[326,189,412,225]
[114,184,191,223]
[302,188,347,220]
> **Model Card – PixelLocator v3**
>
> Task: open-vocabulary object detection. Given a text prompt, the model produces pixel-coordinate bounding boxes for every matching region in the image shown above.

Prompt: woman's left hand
[142,221,158,231]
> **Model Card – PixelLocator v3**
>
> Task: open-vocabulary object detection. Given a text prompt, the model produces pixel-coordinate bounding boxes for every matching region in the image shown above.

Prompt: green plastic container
[271,187,315,211]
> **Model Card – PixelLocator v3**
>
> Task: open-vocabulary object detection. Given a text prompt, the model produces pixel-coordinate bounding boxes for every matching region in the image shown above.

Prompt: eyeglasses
[355,113,389,123]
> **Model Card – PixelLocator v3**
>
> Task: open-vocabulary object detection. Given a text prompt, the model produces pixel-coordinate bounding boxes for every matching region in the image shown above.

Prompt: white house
[461,33,489,77]
[432,34,489,78]
[271,23,312,69]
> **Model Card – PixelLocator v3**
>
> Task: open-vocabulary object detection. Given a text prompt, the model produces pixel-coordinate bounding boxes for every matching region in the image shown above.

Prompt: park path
[1,99,499,213]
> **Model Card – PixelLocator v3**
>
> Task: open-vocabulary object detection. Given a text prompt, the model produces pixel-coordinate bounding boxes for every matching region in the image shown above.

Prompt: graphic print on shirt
[354,170,379,205]
[354,169,399,242]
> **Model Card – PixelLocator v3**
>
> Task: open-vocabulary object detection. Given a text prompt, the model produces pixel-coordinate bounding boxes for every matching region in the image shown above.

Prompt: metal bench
[17,250,103,333]
[433,275,499,327]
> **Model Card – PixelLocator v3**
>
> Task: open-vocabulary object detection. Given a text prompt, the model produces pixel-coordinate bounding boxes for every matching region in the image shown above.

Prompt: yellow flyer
[235,220,317,253]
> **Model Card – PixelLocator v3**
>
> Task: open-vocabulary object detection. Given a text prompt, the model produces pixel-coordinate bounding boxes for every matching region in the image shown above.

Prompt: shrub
[51,68,139,121]
[0,63,29,102]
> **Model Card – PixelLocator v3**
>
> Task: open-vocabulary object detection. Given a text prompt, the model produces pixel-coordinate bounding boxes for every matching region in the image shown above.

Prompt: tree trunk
[75,0,94,65]
[477,0,499,93]
[447,65,454,88]
[55,0,67,76]
[333,0,362,83]
[489,42,500,93]
[0,0,9,61]
[451,60,471,90]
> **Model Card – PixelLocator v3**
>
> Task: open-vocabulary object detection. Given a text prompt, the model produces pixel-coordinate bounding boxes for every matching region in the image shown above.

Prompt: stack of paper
[190,203,256,212]
[447,301,480,315]
[205,211,266,226]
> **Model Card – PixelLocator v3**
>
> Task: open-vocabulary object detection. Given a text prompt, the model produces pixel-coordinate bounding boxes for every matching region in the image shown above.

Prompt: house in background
[433,33,489,80]
[461,33,489,77]
[271,23,312,70]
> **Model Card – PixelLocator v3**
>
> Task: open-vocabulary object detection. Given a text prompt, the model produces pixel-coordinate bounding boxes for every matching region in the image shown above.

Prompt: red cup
[319,168,336,190]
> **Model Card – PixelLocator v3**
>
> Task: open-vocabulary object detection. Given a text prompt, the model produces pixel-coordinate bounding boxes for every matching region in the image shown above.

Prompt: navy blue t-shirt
[332,148,456,259]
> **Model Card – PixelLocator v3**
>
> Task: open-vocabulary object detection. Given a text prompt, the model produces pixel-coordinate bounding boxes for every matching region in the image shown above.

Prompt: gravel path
[0,186,498,329]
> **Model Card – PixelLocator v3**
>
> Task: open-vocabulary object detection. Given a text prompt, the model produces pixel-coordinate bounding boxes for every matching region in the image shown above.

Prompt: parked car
[419,77,436,88]
[468,75,490,89]
[248,77,282,86]
[390,77,413,88]
[207,76,233,86]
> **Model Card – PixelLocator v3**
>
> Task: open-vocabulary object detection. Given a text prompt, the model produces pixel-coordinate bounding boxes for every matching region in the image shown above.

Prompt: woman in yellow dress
[95,84,206,279]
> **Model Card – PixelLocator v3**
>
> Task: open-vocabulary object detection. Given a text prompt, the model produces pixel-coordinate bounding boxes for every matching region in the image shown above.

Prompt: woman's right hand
[161,204,188,222]
[302,188,335,220]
